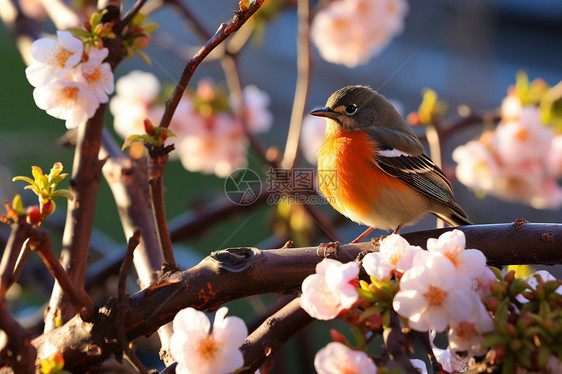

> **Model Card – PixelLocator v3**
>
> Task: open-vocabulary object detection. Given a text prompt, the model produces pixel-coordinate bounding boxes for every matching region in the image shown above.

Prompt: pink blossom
[448,292,493,355]
[471,267,497,297]
[300,259,359,320]
[26,30,83,87]
[314,342,377,374]
[494,106,552,166]
[300,116,327,165]
[426,230,486,279]
[176,114,249,178]
[170,307,247,374]
[241,85,272,133]
[78,47,114,104]
[33,78,98,129]
[452,139,499,192]
[311,0,408,68]
[110,70,161,139]
[429,330,469,373]
[362,234,421,280]
[393,251,473,332]
[547,135,562,177]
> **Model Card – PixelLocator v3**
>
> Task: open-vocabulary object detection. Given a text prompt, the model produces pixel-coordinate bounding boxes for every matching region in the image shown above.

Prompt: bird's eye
[345,104,358,115]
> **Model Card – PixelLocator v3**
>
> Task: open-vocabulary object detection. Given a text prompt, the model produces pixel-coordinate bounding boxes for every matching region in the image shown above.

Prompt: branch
[101,131,176,363]
[240,297,314,372]
[28,223,562,371]
[44,104,107,332]
[29,228,96,322]
[43,7,123,331]
[115,230,148,374]
[281,0,312,169]
[0,301,36,373]
[158,0,265,130]
[147,147,177,268]
[101,131,163,286]
[0,217,31,299]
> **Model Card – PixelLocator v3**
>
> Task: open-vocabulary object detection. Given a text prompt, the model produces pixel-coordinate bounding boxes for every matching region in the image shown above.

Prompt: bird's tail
[433,211,473,227]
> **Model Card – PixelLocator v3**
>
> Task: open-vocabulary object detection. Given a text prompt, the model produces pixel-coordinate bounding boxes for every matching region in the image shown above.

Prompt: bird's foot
[351,227,375,244]
[317,241,342,258]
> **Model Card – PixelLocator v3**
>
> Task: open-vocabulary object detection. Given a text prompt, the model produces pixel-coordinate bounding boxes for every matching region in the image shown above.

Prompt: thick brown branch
[44,7,123,331]
[240,297,314,372]
[30,223,562,371]
[0,301,36,373]
[101,131,163,286]
[44,104,107,332]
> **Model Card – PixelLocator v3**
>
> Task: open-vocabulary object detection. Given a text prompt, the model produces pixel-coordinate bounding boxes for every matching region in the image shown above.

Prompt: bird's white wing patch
[379,149,410,157]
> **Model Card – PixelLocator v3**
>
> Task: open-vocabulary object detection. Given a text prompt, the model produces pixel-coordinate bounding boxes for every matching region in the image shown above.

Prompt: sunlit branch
[28,223,562,371]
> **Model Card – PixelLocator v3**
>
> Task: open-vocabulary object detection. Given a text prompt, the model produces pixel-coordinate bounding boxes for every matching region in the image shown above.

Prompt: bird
[310,85,472,243]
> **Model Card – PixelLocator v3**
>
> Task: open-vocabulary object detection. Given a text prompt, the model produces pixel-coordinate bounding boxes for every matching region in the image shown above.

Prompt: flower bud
[329,329,348,345]
[27,206,42,225]
[40,199,56,217]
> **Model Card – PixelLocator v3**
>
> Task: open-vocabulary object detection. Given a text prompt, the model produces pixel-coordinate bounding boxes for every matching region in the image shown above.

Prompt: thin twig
[29,228,96,322]
[148,148,177,268]
[165,0,212,40]
[0,216,31,299]
[115,230,148,374]
[158,0,265,130]
[281,0,312,169]
[118,0,149,33]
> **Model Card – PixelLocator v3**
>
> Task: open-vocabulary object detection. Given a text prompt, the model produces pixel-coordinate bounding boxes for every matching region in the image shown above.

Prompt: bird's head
[310,85,403,132]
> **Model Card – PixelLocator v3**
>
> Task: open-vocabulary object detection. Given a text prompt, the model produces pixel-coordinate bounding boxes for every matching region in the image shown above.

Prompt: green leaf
[483,335,507,348]
[356,288,376,302]
[143,23,159,33]
[359,305,383,323]
[501,352,514,374]
[538,344,551,367]
[50,189,74,201]
[12,176,36,186]
[135,50,151,66]
[518,349,532,368]
[351,326,365,349]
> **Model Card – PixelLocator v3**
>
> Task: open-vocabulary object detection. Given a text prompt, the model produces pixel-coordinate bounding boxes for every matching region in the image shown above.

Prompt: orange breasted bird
[311,85,471,242]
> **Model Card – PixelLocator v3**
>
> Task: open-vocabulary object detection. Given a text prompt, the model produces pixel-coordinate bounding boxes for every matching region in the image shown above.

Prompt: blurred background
[1,0,561,371]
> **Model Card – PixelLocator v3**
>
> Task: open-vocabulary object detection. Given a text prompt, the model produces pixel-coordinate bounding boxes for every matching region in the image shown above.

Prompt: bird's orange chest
[318,122,405,218]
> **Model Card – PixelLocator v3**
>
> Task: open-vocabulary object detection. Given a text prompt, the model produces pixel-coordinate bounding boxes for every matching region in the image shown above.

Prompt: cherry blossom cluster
[25,30,114,129]
[453,73,562,209]
[311,0,408,68]
[110,71,272,178]
[300,230,562,373]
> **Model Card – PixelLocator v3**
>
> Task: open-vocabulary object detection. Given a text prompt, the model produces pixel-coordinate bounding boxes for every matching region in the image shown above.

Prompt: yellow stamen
[196,334,222,360]
[54,47,73,69]
[423,285,447,307]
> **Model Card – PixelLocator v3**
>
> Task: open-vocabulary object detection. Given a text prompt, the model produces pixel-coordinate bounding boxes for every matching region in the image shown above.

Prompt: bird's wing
[365,129,468,219]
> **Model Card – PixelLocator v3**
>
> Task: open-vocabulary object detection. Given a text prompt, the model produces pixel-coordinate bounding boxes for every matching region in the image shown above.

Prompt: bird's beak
[309,107,338,120]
